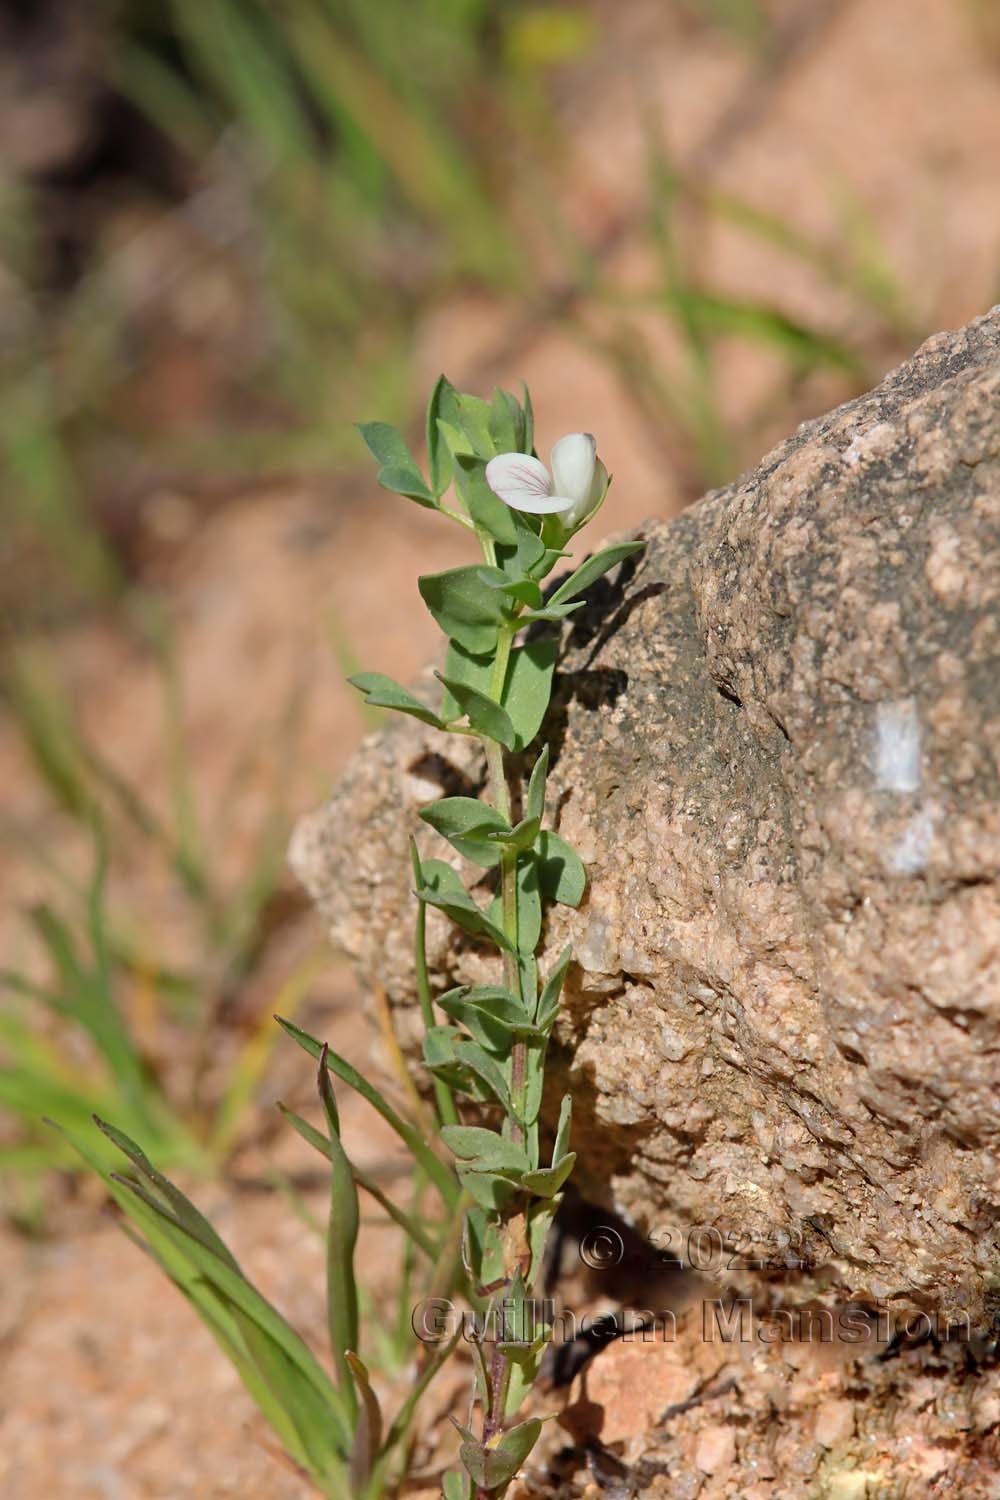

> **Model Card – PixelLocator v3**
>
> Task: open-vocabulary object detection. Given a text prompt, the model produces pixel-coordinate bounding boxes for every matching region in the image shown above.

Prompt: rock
[292,309,1000,1326]
[558,1331,719,1446]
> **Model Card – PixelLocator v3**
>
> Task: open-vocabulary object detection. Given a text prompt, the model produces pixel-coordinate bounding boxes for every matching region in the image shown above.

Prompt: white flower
[485,432,608,529]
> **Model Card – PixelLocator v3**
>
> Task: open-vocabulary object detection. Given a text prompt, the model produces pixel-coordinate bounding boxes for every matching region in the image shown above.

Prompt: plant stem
[485,628,526,1149]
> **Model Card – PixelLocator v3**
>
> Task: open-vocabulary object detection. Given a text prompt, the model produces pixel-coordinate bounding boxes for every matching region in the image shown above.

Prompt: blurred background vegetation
[2,0,1000,1217]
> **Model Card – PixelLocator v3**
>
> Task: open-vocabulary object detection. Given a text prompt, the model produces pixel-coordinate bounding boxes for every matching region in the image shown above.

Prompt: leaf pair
[348,632,556,753]
[424,1026,513,1116]
[437,635,556,751]
[421,795,584,917]
[440,1101,573,1203]
[457,1416,545,1492]
[420,798,537,870]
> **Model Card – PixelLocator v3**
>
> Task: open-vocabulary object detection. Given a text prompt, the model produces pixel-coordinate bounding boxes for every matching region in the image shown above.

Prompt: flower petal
[485,452,571,513]
[493,489,577,515]
[486,452,551,498]
[549,433,596,510]
[561,457,609,529]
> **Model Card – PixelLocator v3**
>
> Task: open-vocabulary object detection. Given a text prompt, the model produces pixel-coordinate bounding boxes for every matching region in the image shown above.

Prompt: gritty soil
[4,1,1000,1495]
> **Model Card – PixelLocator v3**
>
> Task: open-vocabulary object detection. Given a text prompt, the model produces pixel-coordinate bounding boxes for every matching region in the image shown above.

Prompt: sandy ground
[4,1,1000,1494]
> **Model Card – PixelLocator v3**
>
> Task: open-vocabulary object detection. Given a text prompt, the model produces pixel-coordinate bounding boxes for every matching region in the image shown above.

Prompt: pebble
[694,1423,735,1475]
[827,1474,870,1500]
[814,1398,855,1448]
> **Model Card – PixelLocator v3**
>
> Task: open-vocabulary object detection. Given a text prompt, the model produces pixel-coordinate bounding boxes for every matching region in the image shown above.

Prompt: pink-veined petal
[485,452,571,513]
[485,451,551,497]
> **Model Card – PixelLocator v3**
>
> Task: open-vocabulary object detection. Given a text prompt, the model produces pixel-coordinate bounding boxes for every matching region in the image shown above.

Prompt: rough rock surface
[292,310,1000,1328]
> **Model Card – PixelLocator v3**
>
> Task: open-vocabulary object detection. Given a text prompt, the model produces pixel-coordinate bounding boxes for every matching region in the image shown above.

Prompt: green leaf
[348,672,445,729]
[488,386,523,453]
[419,796,509,868]
[496,514,547,579]
[516,854,543,955]
[464,1204,505,1289]
[419,565,508,652]
[435,416,475,463]
[486,814,541,854]
[275,1017,457,1205]
[454,454,519,544]
[503,1328,550,1413]
[435,671,515,749]
[437,632,554,752]
[453,1040,513,1114]
[496,1270,552,1357]
[423,1023,465,1070]
[416,858,513,952]
[437,985,538,1034]
[522,1034,546,1129]
[520,381,534,455]
[457,1166,515,1212]
[536,831,586,907]
[528,546,570,581]
[518,951,538,1017]
[503,638,557,751]
[357,422,435,507]
[487,853,541,956]
[426,375,457,497]
[537,946,572,1030]
[437,640,491,722]
[440,1126,529,1174]
[423,1025,501,1101]
[411,840,459,1128]
[552,1093,572,1164]
[453,392,495,457]
[517,601,586,625]
[114,1171,348,1446]
[547,540,645,607]
[479,573,543,609]
[520,1154,576,1198]
[429,997,507,1054]
[460,1417,543,1490]
[526,745,549,824]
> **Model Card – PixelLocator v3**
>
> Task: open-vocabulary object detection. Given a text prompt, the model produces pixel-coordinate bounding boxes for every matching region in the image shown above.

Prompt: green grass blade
[57,1120,345,1480]
[275,1016,458,1206]
[317,1046,360,1421]
[94,1116,238,1267]
[105,1168,351,1455]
